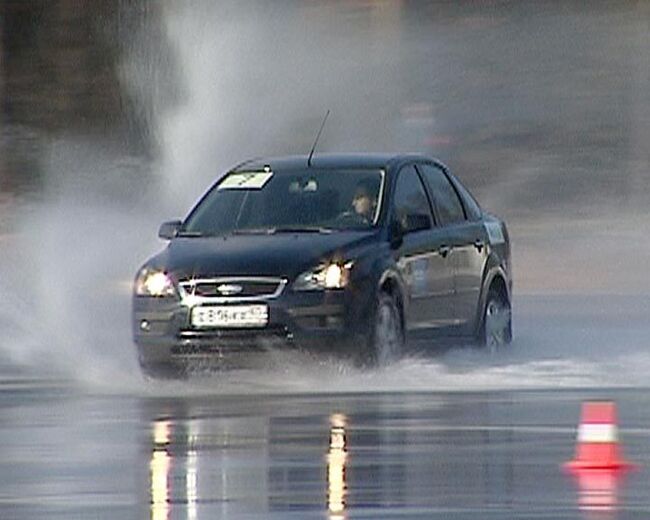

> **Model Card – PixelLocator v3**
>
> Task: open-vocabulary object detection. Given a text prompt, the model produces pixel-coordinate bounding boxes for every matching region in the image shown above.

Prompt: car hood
[149,231,379,280]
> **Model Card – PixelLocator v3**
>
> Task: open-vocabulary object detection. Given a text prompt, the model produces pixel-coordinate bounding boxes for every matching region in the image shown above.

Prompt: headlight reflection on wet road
[327,414,348,519]
[149,418,199,520]
[150,419,172,520]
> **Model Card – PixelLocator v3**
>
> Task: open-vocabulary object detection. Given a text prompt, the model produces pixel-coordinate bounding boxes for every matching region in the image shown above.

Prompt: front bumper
[132,287,370,367]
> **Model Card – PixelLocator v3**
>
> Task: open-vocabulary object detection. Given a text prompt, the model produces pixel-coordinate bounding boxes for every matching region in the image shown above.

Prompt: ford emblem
[217,284,243,296]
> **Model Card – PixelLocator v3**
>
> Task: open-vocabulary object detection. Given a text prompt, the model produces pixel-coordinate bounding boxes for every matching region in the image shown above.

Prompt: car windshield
[181,168,384,236]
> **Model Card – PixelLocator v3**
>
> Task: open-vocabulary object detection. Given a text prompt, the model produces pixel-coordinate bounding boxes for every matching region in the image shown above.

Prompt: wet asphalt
[1,379,650,519]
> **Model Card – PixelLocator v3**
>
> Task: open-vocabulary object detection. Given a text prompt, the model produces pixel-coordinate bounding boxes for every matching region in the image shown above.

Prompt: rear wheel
[362,293,404,367]
[480,289,512,352]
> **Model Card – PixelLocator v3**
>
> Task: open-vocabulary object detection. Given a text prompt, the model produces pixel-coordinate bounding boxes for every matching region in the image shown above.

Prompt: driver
[350,178,379,223]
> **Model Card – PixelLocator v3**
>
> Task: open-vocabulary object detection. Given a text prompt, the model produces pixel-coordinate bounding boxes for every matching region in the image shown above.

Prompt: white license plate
[191,305,268,328]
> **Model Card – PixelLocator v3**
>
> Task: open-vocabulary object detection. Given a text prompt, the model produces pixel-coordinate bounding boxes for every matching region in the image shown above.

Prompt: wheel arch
[377,269,406,333]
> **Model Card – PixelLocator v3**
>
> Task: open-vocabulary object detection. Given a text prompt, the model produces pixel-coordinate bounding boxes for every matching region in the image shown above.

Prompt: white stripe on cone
[577,423,618,443]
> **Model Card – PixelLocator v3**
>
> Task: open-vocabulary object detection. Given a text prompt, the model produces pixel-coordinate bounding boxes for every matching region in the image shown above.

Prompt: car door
[417,163,487,334]
[391,165,455,337]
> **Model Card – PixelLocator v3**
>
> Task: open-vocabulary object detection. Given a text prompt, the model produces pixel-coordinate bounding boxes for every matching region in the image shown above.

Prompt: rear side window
[418,164,465,226]
[393,165,432,233]
[450,177,482,221]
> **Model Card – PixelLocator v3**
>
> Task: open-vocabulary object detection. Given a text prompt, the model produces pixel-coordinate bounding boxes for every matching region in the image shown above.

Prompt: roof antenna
[307,110,330,167]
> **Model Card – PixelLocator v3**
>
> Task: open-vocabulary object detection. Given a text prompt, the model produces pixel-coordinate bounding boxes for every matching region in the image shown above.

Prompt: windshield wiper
[271,226,333,234]
[232,228,275,235]
[184,226,337,237]
[231,226,334,235]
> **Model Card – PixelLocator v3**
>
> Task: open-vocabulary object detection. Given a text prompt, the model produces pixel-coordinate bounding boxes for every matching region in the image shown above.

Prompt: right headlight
[293,261,354,291]
[134,268,176,297]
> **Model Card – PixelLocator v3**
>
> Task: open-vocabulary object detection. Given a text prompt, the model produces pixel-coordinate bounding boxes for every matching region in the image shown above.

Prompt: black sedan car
[133,154,511,375]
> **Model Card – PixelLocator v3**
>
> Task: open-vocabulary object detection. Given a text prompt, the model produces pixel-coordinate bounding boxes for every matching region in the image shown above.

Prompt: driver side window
[393,165,432,234]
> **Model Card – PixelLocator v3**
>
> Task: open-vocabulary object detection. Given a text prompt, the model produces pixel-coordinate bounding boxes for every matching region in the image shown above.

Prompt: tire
[361,293,404,367]
[138,355,187,380]
[479,289,512,352]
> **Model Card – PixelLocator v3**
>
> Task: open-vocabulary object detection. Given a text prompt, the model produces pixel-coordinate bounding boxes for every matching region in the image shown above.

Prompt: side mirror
[158,220,182,240]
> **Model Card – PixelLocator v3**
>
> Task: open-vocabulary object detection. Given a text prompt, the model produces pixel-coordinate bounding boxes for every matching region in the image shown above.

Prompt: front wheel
[361,293,404,367]
[139,360,187,380]
[479,290,512,352]
[137,348,186,380]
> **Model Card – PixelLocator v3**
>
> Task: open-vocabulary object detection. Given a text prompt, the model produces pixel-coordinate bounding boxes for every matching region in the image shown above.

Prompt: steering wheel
[333,211,369,227]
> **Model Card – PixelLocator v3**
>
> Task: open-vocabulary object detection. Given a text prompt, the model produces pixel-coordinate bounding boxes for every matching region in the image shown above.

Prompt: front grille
[178,277,287,302]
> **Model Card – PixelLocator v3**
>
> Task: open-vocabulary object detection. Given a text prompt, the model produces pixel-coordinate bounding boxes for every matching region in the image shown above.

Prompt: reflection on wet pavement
[55,390,642,519]
[1,384,650,518]
[573,470,620,518]
[150,420,171,520]
[327,414,348,519]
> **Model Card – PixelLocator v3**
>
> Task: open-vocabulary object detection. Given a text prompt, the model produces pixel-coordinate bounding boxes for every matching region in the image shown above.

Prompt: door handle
[473,239,485,253]
[438,245,451,258]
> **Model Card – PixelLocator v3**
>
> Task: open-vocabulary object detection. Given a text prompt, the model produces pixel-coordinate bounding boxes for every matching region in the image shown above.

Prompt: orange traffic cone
[564,401,636,471]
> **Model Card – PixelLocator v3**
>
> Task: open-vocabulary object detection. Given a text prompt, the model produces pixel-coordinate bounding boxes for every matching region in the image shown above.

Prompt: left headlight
[293,261,354,291]
[134,268,176,297]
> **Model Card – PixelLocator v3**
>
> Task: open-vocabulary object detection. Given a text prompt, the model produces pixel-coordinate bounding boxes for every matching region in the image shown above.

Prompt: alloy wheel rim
[485,299,511,352]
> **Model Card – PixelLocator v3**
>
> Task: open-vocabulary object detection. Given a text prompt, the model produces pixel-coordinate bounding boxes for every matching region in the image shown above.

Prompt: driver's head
[352,178,379,219]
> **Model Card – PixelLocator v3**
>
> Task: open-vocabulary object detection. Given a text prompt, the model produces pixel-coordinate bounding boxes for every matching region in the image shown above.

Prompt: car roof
[233,153,442,173]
